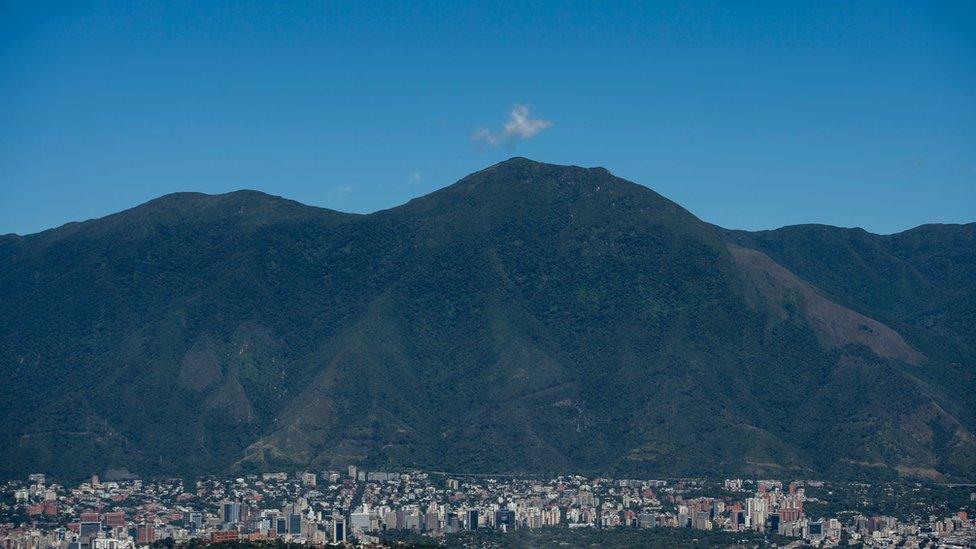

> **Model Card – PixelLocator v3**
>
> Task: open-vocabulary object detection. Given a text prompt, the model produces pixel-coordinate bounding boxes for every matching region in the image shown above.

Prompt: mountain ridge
[10,158,969,240]
[1,158,973,482]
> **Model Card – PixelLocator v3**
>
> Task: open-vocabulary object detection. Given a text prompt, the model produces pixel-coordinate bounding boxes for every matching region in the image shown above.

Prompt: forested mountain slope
[1,158,973,482]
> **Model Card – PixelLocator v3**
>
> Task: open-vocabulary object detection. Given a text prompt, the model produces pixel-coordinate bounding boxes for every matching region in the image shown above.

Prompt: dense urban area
[2,468,974,548]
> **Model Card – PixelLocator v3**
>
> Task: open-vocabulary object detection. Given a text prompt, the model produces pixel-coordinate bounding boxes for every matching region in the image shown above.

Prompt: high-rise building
[424,512,439,532]
[495,509,516,530]
[183,512,203,532]
[467,509,479,530]
[807,519,824,543]
[222,502,241,525]
[136,524,154,545]
[350,505,371,533]
[382,511,396,530]
[288,513,301,534]
[746,497,767,529]
[693,511,710,530]
[445,512,459,533]
[333,518,345,543]
[78,521,101,549]
[405,511,421,531]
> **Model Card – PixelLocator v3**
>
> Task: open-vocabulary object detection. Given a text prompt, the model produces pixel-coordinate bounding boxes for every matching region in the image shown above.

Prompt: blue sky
[1,1,974,235]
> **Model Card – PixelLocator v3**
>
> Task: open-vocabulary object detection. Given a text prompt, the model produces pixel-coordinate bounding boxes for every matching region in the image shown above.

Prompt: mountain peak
[485,156,609,177]
[113,189,351,230]
[143,189,297,210]
[394,157,693,226]
[26,189,349,242]
[497,156,534,165]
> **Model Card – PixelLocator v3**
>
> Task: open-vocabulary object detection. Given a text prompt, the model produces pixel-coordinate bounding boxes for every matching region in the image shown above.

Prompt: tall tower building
[222,501,241,525]
[333,518,346,543]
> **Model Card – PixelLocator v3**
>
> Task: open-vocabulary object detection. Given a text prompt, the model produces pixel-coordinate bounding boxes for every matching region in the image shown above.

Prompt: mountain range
[1,158,974,482]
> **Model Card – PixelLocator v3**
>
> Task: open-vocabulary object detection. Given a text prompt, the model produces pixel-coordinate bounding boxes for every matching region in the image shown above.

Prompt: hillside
[1,158,973,482]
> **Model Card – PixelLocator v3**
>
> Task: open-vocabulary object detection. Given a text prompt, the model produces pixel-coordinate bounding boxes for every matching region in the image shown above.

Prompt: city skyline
[4,468,975,547]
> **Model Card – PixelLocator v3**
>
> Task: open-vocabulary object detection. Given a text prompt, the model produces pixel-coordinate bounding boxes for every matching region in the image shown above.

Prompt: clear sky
[1,1,974,236]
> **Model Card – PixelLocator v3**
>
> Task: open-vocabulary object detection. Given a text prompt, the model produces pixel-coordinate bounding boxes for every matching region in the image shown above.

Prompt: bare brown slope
[729,244,923,365]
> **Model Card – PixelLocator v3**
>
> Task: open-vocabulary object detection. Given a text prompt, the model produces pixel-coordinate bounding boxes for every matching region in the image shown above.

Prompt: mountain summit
[1,158,974,482]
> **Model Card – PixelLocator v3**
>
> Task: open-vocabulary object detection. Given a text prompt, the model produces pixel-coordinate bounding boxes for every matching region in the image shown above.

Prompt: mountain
[1,158,974,482]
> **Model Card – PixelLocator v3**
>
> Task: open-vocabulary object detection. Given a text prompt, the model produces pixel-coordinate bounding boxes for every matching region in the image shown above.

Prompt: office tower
[495,509,516,529]
[445,512,459,533]
[222,501,241,525]
[424,512,439,533]
[79,521,101,549]
[333,518,345,543]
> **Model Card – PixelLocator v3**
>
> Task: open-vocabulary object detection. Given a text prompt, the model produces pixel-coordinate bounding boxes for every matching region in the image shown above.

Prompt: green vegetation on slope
[0,159,973,482]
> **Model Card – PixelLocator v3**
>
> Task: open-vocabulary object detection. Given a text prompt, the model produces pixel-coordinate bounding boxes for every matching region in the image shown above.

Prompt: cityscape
[2,4,975,549]
[2,468,974,548]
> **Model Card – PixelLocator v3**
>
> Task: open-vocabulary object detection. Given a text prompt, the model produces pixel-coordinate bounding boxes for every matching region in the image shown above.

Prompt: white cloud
[471,104,552,147]
[410,171,422,182]
[470,126,500,147]
[330,185,353,195]
[504,104,552,139]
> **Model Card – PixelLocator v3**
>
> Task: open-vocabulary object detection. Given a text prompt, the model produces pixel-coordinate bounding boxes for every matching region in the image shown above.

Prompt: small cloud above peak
[470,127,499,147]
[504,104,552,139]
[472,104,552,148]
